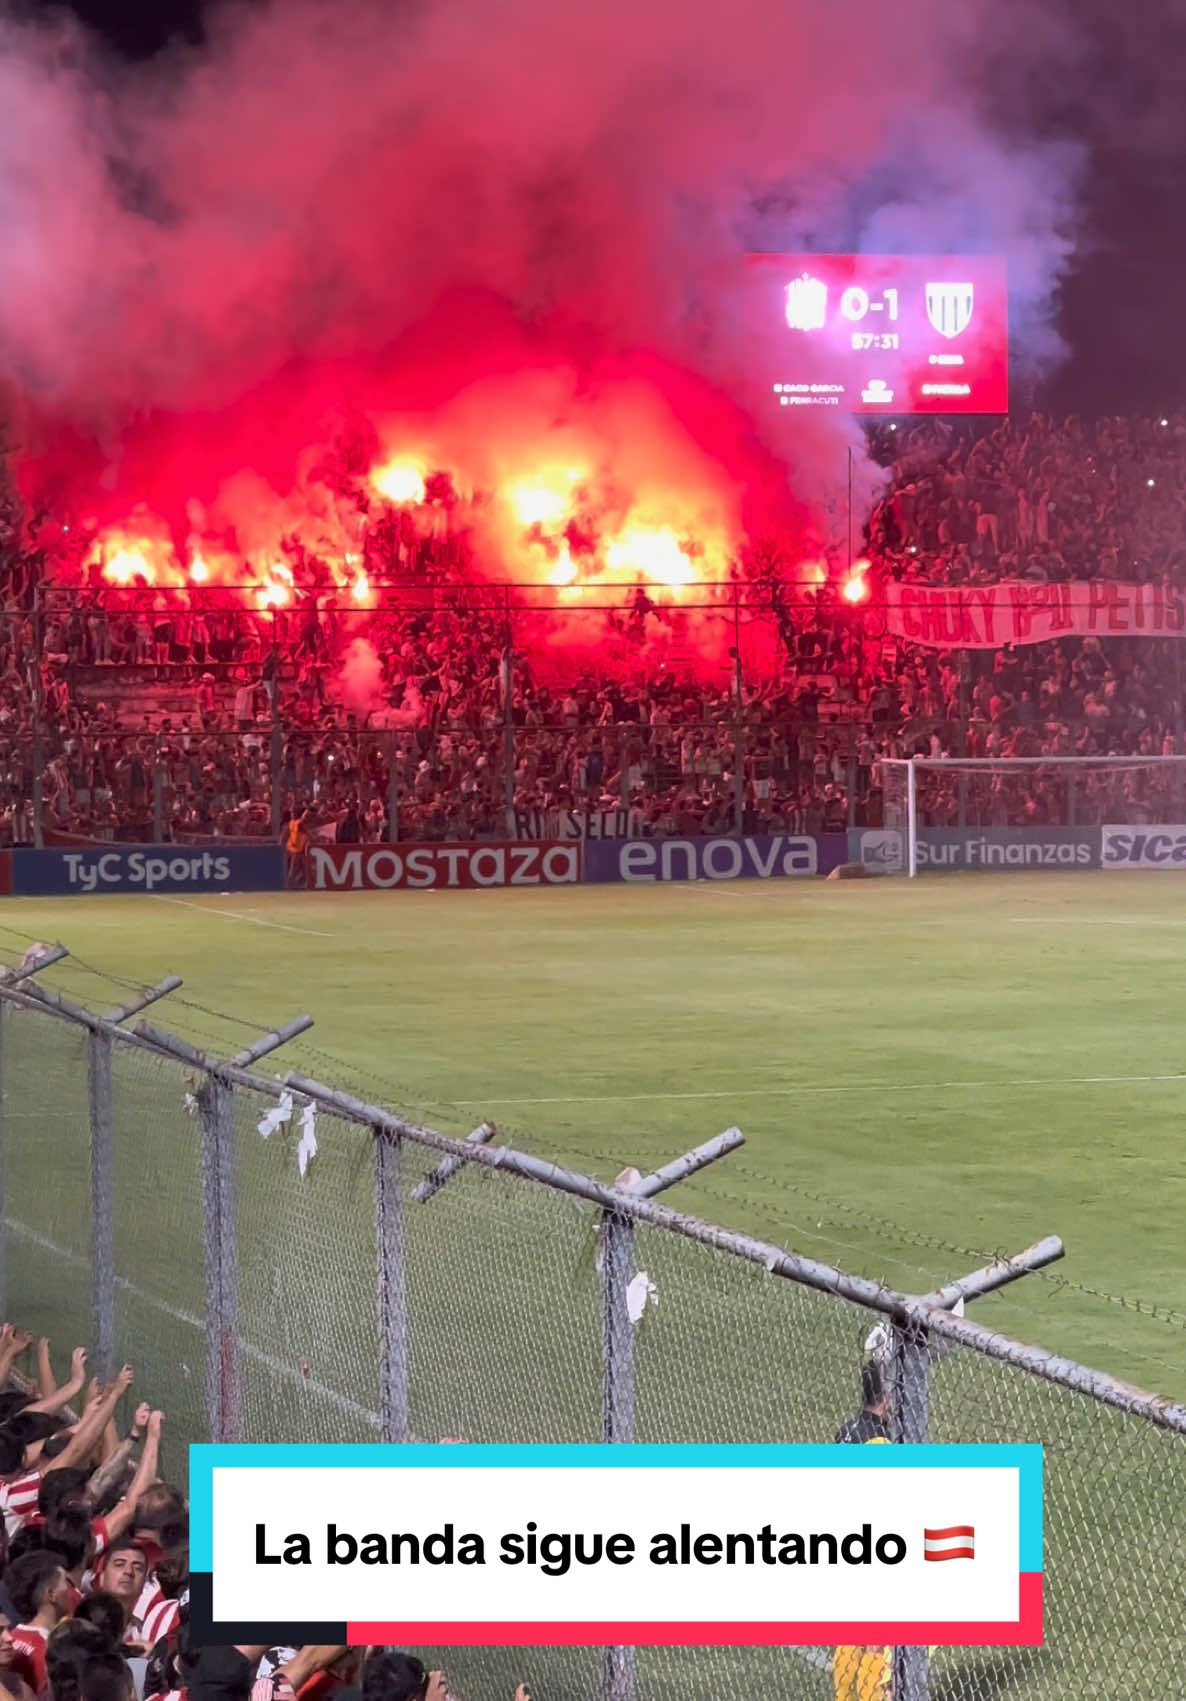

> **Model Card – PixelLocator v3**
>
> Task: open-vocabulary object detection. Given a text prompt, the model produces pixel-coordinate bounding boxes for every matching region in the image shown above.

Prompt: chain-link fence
[0,977,1183,1701]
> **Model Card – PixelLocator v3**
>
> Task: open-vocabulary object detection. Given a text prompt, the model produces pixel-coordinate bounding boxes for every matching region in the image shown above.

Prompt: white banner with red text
[886,579,1185,649]
[303,841,582,891]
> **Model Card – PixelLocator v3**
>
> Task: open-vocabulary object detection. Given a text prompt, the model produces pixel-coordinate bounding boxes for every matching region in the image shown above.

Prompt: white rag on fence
[625,1271,658,1325]
[297,1102,318,1177]
[255,1090,317,1177]
[257,1091,294,1139]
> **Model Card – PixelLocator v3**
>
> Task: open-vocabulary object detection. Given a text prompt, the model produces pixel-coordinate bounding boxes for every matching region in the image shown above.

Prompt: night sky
[24,0,1186,416]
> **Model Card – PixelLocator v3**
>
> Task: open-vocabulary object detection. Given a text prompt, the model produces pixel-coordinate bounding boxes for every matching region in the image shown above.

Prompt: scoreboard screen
[747,254,1008,416]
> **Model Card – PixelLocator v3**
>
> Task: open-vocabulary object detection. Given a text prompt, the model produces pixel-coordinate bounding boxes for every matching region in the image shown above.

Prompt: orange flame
[508,477,576,529]
[102,548,151,585]
[842,563,871,604]
[604,527,695,587]
[371,460,426,505]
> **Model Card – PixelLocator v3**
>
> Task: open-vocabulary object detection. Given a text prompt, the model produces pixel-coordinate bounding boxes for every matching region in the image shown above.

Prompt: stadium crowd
[0,1328,518,1701]
[3,412,1186,846]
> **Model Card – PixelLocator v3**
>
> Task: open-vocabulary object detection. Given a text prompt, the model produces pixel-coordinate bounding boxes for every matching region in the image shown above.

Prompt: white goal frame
[878,755,1186,878]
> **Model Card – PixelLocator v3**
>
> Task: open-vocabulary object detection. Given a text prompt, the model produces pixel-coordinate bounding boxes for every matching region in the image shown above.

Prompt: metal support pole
[595,1130,743,1701]
[102,976,182,1026]
[503,600,515,834]
[919,1236,1063,1310]
[229,1015,314,1069]
[847,445,854,570]
[599,1166,639,1701]
[412,1123,495,1203]
[152,737,165,843]
[600,1648,635,1701]
[271,613,283,841]
[88,1029,116,1379]
[0,999,6,1319]
[270,722,283,842]
[278,1069,1186,1430]
[600,1172,638,1447]
[906,757,918,879]
[198,1076,239,1442]
[892,1319,931,1701]
[633,1129,743,1197]
[386,735,400,842]
[31,587,44,849]
[732,600,745,835]
[0,945,69,986]
[374,1127,409,1443]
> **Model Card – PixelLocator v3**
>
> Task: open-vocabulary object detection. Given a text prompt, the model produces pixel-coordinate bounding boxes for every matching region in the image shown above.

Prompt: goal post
[876,755,1186,877]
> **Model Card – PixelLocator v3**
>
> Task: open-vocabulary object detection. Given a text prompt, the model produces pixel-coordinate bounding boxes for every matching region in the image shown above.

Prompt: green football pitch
[3,871,1185,1701]
[3,870,1185,1397]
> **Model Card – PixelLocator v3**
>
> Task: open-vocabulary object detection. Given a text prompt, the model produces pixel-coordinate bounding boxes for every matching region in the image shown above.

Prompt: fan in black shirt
[834,1362,890,1445]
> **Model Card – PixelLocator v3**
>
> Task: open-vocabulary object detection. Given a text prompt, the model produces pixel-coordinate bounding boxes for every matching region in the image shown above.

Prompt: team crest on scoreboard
[785,273,829,332]
[926,282,975,339]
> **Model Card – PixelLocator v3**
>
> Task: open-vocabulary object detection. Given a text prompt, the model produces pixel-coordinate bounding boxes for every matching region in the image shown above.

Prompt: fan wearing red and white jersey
[1,1361,135,1543]
[5,1551,73,1694]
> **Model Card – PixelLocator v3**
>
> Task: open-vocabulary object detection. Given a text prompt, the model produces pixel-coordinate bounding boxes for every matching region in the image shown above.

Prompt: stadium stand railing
[0,972,1183,1701]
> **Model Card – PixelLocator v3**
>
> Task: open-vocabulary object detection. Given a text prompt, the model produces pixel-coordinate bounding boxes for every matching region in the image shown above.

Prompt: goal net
[877,756,1186,876]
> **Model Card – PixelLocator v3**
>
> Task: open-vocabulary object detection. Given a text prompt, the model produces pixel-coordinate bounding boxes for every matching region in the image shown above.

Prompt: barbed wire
[5,918,1185,1369]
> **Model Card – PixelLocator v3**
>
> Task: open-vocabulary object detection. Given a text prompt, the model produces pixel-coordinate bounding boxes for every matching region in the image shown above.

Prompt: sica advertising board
[1101,825,1186,868]
[583,834,849,884]
[849,828,1099,873]
[306,842,582,891]
[11,845,285,897]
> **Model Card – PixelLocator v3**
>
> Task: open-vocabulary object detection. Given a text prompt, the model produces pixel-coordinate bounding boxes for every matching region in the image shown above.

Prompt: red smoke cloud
[0,0,1080,648]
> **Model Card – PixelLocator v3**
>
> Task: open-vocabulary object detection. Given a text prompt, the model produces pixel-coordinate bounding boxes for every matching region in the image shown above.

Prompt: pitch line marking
[1024,915,1186,926]
[451,1071,1186,1106]
[2,1216,380,1430]
[151,895,334,937]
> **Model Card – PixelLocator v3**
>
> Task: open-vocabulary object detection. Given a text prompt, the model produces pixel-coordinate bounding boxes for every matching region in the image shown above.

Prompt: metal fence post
[599,1193,637,1701]
[892,1319,931,1701]
[600,1205,635,1447]
[152,737,165,843]
[386,736,400,842]
[374,1126,410,1443]
[0,998,6,1319]
[198,1074,239,1442]
[87,1028,116,1380]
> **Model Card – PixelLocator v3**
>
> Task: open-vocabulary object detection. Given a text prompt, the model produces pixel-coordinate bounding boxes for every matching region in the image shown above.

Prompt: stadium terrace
[4,414,1186,851]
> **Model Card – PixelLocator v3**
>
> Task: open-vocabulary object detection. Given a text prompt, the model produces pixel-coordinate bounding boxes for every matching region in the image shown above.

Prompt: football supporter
[5,412,1186,846]
[833,1363,892,1701]
[5,1551,73,1692]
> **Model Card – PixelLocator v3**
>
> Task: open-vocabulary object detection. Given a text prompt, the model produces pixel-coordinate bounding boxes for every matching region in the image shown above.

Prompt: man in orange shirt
[284,809,311,888]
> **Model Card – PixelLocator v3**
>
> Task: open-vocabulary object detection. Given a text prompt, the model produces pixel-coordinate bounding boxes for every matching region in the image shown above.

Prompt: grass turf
[3,871,1185,1395]
[3,873,1186,1700]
